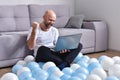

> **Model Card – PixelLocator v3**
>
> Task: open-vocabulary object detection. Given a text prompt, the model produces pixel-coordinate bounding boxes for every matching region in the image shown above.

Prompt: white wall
[0,0,74,15]
[75,0,120,51]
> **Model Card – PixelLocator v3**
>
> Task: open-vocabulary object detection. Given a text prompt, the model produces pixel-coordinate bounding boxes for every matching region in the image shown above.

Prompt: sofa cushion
[65,15,85,28]
[29,5,70,28]
[0,5,30,32]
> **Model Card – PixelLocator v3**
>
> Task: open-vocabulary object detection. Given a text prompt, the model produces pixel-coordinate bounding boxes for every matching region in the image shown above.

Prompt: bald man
[27,10,82,70]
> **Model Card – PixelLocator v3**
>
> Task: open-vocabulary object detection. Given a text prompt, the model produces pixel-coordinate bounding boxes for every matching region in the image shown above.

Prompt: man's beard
[44,22,53,29]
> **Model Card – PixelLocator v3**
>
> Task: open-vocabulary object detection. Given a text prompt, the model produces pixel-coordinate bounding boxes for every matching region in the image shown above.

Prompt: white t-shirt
[27,24,59,56]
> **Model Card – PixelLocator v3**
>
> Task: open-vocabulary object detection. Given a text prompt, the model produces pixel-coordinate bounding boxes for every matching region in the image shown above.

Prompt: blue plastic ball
[105,76,119,80]
[62,67,73,75]
[87,62,102,73]
[12,64,23,74]
[60,74,71,80]
[18,71,32,80]
[27,62,40,70]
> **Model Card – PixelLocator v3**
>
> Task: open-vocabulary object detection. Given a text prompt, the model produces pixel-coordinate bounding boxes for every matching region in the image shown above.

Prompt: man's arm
[27,22,38,50]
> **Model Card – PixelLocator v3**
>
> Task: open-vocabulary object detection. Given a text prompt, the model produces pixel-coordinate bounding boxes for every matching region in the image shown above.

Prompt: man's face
[44,15,56,29]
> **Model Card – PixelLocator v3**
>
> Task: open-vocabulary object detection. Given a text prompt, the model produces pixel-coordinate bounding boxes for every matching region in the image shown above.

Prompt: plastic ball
[77,60,88,68]
[27,61,40,70]
[32,68,48,80]
[91,68,107,80]
[12,64,23,74]
[88,58,99,65]
[17,67,31,76]
[87,62,102,73]
[47,66,60,75]
[1,73,18,80]
[87,74,102,80]
[73,52,83,63]
[70,63,80,71]
[72,73,87,80]
[42,61,56,71]
[75,67,89,75]
[62,67,73,75]
[16,60,27,66]
[52,70,64,78]
[38,62,45,68]
[24,55,35,64]
[60,74,71,80]
[18,71,32,80]
[48,74,61,80]
[112,56,120,62]
[105,76,119,80]
[108,64,120,79]
[98,55,108,63]
[100,56,114,71]
[68,76,82,80]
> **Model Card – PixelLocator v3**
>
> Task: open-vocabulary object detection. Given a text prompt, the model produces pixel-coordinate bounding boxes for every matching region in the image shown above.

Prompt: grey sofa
[0,5,108,68]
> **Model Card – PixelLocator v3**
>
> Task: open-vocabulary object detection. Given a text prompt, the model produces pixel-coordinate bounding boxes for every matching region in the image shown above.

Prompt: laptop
[54,33,82,51]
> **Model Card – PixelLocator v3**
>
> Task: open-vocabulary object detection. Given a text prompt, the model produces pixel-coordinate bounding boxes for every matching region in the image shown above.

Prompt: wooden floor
[0,50,120,77]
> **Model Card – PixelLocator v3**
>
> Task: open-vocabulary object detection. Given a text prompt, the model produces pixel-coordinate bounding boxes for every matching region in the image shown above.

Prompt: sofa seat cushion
[58,28,95,49]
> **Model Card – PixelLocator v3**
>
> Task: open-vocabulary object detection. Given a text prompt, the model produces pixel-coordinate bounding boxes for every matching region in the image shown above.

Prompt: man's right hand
[32,22,39,31]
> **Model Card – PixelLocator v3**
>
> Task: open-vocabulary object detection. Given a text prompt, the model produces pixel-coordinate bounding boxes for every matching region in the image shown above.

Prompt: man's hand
[60,49,70,54]
[32,22,39,31]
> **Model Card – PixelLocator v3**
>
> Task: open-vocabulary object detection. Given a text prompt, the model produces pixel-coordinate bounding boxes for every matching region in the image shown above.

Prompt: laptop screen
[54,33,82,51]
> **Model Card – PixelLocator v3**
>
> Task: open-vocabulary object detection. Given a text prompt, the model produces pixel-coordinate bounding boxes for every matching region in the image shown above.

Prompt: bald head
[44,10,56,19]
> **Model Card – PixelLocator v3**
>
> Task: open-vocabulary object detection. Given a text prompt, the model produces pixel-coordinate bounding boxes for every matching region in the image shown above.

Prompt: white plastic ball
[16,60,27,66]
[88,58,99,65]
[42,61,56,71]
[87,74,102,80]
[91,68,107,80]
[24,55,35,64]
[112,56,120,62]
[1,73,18,80]
[70,63,80,71]
[52,70,64,78]
[108,64,120,79]
[17,67,31,76]
[100,56,114,71]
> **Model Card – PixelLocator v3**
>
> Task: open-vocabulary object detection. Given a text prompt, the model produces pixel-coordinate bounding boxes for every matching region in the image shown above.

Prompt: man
[27,10,82,70]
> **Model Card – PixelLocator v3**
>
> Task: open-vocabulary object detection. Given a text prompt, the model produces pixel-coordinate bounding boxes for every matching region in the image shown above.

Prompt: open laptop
[54,33,82,52]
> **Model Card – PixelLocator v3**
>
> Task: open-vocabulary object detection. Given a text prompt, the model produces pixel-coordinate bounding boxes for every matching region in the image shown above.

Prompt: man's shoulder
[51,26,58,31]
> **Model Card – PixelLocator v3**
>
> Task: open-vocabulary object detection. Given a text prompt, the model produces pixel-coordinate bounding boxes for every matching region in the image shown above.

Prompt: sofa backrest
[29,5,70,28]
[0,5,30,32]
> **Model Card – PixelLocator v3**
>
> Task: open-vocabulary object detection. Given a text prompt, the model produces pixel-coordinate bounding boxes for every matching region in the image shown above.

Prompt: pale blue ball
[12,64,23,74]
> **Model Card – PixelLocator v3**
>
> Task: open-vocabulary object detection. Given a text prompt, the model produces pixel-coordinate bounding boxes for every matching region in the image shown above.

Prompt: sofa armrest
[82,20,108,52]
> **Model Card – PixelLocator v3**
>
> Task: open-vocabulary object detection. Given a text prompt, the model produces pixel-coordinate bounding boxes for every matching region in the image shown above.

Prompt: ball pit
[1,53,120,80]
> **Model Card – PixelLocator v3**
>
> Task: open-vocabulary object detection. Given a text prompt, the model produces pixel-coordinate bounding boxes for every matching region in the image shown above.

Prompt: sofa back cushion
[0,5,30,32]
[29,5,70,28]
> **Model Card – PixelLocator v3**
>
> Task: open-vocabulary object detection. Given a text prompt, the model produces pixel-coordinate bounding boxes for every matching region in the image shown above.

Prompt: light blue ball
[62,67,73,75]
[75,67,89,75]
[72,73,87,80]
[47,74,61,80]
[87,62,102,73]
[60,74,71,80]
[27,61,40,70]
[47,66,59,75]
[12,64,23,74]
[38,62,45,68]
[98,55,108,63]
[32,69,48,80]
[77,60,88,68]
[68,76,82,80]
[105,76,119,80]
[74,52,83,63]
[18,71,32,80]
